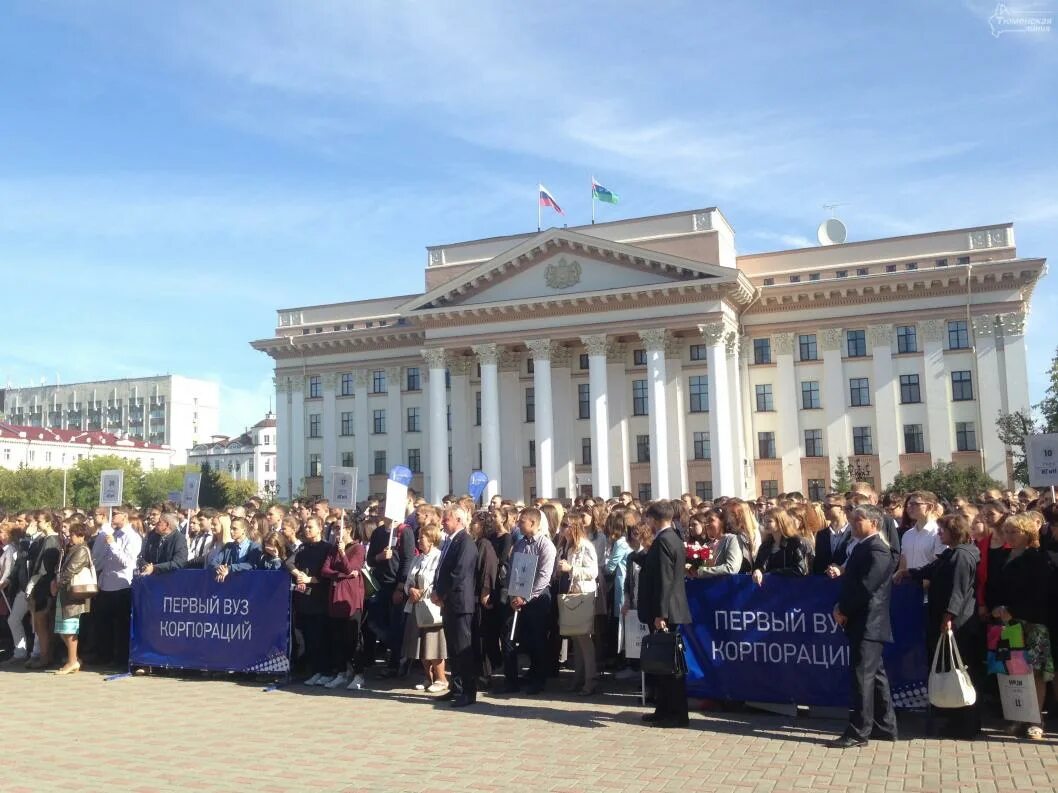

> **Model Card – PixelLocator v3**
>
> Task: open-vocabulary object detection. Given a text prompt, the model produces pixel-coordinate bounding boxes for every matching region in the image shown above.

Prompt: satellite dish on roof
[817,217,847,246]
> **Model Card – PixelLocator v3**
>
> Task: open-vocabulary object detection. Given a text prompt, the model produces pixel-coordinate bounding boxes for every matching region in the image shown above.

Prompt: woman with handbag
[557,512,599,696]
[402,515,448,693]
[51,523,95,675]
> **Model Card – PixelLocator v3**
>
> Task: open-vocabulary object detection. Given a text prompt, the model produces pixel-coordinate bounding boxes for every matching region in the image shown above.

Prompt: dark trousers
[298,612,330,676]
[444,610,477,701]
[94,588,132,666]
[480,602,507,679]
[647,627,689,724]
[329,612,363,675]
[503,593,551,689]
[848,638,898,740]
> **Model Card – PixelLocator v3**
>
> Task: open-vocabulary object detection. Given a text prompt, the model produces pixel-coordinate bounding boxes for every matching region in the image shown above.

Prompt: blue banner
[130,570,291,674]
[681,576,928,708]
[468,470,489,501]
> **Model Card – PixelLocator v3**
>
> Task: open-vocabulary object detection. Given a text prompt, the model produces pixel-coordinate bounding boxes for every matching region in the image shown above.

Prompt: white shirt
[901,520,945,570]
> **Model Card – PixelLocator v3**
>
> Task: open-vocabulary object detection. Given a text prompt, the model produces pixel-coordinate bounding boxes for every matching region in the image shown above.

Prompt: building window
[809,273,821,281]
[849,377,871,407]
[445,370,451,390]
[899,374,921,404]
[525,387,535,423]
[407,449,421,473]
[799,334,818,361]
[340,373,354,396]
[475,391,481,426]
[308,413,321,438]
[807,479,825,501]
[308,375,321,398]
[758,431,776,459]
[852,426,873,455]
[636,434,651,463]
[579,353,589,370]
[904,424,924,454]
[935,258,948,268]
[801,381,821,410]
[406,407,421,433]
[956,422,977,451]
[952,370,974,401]
[948,320,970,350]
[340,411,353,436]
[836,270,848,279]
[896,325,917,354]
[847,329,867,358]
[373,451,387,475]
[906,262,918,270]
[761,480,779,499]
[632,380,648,416]
[693,431,711,460]
[753,338,772,365]
[695,480,713,501]
[638,483,652,502]
[689,344,706,362]
[688,375,709,413]
[789,274,801,284]
[804,429,823,457]
[526,357,534,375]
[581,438,592,465]
[957,256,970,265]
[341,452,354,467]
[578,383,591,419]
[406,368,421,391]
[886,264,898,273]
[447,404,451,431]
[309,454,322,477]
[633,349,647,366]
[372,409,386,434]
[371,369,387,394]
[528,440,536,468]
[856,267,869,277]
[763,278,775,286]
[755,384,774,412]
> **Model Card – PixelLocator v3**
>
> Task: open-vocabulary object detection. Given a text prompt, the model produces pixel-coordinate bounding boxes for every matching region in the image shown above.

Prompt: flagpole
[591,175,595,225]
[537,182,541,232]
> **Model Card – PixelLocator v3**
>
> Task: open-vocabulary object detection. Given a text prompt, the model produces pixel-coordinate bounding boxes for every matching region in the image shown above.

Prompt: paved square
[3,668,1057,793]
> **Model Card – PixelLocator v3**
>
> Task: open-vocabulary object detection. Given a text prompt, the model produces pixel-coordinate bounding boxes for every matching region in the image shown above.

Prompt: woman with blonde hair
[557,511,599,696]
[402,512,448,693]
[727,500,761,573]
[751,508,811,586]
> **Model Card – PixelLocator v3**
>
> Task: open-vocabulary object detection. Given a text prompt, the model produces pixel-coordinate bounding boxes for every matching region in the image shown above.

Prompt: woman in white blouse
[558,511,599,696]
[402,512,447,693]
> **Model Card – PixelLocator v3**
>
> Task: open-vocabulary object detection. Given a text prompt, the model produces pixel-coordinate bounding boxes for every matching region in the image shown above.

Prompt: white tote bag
[928,629,977,709]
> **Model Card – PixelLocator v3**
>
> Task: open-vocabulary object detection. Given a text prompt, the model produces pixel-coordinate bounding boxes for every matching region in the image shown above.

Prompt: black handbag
[640,630,687,677]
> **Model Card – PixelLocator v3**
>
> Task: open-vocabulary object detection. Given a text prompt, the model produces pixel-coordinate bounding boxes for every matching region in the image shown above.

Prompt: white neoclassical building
[187,413,278,497]
[251,208,1043,504]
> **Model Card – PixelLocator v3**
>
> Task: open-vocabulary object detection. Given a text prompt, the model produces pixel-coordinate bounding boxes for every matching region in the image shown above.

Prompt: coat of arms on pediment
[544,257,582,290]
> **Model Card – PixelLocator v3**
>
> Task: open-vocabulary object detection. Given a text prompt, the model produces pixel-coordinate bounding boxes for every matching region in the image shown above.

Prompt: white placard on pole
[508,552,536,602]
[99,469,124,507]
[622,612,649,660]
[384,478,408,527]
[1025,433,1058,487]
[181,472,202,510]
[998,673,1041,723]
[330,466,358,509]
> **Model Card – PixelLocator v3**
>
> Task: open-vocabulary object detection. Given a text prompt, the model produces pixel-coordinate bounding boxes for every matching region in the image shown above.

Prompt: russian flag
[539,184,564,215]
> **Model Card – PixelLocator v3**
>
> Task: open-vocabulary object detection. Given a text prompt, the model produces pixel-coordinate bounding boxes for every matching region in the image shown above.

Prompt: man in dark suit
[432,505,479,707]
[138,513,188,576]
[637,501,692,728]
[813,520,851,575]
[831,504,899,748]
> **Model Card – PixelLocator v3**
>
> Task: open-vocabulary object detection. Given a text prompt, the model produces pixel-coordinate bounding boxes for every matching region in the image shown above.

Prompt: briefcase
[640,630,686,677]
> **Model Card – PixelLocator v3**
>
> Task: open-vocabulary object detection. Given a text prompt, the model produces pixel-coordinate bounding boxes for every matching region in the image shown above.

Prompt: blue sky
[1,1,1055,433]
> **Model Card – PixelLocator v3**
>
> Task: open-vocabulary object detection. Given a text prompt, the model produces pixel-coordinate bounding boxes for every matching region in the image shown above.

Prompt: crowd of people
[1,482,1055,742]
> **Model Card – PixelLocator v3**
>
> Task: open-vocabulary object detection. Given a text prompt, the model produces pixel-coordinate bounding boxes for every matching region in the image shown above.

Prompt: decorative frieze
[819,327,843,352]
[550,344,573,368]
[996,311,1026,337]
[607,343,627,364]
[353,370,370,389]
[968,227,1009,250]
[868,324,893,347]
[971,314,996,338]
[772,332,795,357]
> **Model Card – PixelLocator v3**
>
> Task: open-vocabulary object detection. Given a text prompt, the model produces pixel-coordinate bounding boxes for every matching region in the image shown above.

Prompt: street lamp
[850,458,872,482]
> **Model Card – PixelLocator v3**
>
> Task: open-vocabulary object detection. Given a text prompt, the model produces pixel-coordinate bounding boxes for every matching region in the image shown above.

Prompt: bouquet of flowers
[685,542,711,577]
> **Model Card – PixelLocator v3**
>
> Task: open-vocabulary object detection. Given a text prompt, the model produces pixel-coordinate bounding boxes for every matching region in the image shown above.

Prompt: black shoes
[829,734,868,749]
[450,696,476,708]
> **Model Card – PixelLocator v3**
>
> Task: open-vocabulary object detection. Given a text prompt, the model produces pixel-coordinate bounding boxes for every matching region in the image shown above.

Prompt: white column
[920,319,952,463]
[973,314,1007,482]
[640,328,671,500]
[275,375,292,500]
[353,370,370,501]
[526,339,555,499]
[386,366,403,475]
[998,312,1030,416]
[551,346,576,498]
[499,355,522,501]
[869,324,900,489]
[701,322,735,498]
[773,332,802,493]
[738,336,757,497]
[725,332,751,498]
[582,334,612,499]
[290,377,306,498]
[321,372,338,498]
[449,356,472,493]
[665,336,690,497]
[606,344,631,495]
[473,343,502,501]
[423,348,450,505]
[821,327,851,467]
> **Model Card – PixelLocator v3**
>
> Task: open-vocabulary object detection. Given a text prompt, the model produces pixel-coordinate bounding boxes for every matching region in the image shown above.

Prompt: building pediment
[399,228,738,313]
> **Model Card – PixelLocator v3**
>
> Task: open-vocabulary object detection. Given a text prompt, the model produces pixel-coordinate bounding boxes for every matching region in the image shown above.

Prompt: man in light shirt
[91,504,142,668]
[899,491,945,572]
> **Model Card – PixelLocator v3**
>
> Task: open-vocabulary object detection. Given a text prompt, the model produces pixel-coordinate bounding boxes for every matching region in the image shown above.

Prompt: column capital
[997,311,1026,337]
[525,339,553,361]
[971,314,996,338]
[421,347,448,370]
[772,331,795,357]
[918,319,944,343]
[724,331,740,358]
[868,324,893,347]
[607,342,627,364]
[819,327,843,351]
[274,375,288,394]
[698,322,726,346]
[472,343,500,365]
[353,370,369,389]
[290,377,304,394]
[639,327,669,352]
[580,333,609,357]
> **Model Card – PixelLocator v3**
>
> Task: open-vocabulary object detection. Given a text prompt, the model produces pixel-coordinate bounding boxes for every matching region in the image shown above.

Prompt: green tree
[831,456,853,493]
[0,466,65,511]
[996,409,1040,486]
[68,455,144,510]
[222,475,259,506]
[197,464,227,508]
[887,462,1002,503]
[137,464,200,507]
[1037,348,1058,433]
